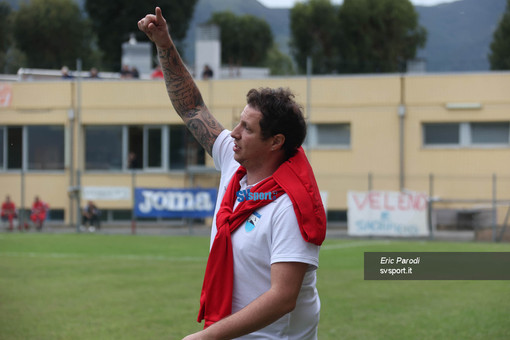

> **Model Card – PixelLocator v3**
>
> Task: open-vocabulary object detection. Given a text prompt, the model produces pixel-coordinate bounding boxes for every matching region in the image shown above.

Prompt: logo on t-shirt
[245,211,261,232]
[236,189,278,202]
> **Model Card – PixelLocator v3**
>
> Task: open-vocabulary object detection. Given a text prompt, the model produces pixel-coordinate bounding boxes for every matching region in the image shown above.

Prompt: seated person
[30,196,49,231]
[1,195,17,231]
[83,201,101,231]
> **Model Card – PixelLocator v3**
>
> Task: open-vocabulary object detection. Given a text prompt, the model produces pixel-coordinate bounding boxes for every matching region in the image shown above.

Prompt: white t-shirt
[211,129,321,340]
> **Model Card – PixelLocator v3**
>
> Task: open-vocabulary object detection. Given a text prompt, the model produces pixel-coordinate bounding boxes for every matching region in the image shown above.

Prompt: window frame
[143,125,167,171]
[26,125,66,171]
[0,125,66,173]
[422,122,510,149]
[84,125,124,172]
[470,122,510,147]
[84,124,198,173]
[422,122,461,148]
[307,123,351,150]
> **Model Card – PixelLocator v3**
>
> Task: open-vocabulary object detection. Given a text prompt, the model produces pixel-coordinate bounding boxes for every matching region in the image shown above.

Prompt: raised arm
[138,7,223,156]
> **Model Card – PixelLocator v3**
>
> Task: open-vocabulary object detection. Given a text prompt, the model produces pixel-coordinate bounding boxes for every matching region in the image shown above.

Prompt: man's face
[230,105,273,169]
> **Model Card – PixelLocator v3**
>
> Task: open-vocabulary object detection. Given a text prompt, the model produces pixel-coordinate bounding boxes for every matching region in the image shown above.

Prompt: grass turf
[0,233,509,339]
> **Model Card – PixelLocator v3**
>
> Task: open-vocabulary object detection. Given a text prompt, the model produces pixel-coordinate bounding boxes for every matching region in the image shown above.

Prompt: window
[0,125,65,171]
[128,126,165,170]
[27,126,65,170]
[307,123,351,148]
[85,126,123,170]
[7,126,22,169]
[169,125,186,170]
[168,125,205,170]
[85,124,204,172]
[423,123,460,145]
[147,127,163,168]
[128,126,143,170]
[471,122,509,145]
[317,124,350,146]
[185,129,205,168]
[423,122,510,147]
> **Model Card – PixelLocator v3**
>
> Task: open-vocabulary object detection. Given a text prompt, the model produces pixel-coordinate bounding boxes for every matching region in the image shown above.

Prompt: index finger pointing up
[155,7,163,21]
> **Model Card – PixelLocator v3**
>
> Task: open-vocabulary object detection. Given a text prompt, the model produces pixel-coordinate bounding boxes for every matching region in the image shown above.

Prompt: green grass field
[1,232,509,339]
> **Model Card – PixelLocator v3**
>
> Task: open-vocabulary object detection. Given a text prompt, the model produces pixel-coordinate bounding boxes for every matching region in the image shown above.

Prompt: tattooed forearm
[171,81,204,117]
[157,45,224,155]
[186,119,217,156]
[158,46,203,116]
[202,110,223,133]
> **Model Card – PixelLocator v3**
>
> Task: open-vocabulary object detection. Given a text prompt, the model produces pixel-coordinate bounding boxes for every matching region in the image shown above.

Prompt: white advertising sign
[348,190,429,237]
[82,186,131,201]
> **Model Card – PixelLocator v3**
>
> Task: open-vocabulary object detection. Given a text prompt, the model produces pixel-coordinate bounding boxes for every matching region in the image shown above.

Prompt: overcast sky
[257,0,461,8]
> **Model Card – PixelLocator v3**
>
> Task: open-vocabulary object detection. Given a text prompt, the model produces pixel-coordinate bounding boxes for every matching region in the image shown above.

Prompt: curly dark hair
[246,87,307,160]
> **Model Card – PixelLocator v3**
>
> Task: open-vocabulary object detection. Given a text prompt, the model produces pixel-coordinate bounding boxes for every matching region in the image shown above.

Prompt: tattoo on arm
[185,119,217,156]
[158,46,224,156]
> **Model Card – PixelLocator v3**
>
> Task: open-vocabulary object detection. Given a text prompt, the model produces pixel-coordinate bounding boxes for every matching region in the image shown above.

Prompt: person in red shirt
[30,196,49,231]
[151,64,164,79]
[1,195,17,231]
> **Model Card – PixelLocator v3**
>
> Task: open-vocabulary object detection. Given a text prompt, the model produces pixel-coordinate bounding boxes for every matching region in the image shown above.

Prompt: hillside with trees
[1,0,508,73]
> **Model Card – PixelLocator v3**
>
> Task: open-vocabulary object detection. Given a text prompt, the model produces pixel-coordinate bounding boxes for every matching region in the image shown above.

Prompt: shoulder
[270,194,294,218]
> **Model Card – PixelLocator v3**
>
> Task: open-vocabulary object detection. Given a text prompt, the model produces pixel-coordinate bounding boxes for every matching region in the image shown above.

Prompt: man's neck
[245,172,270,186]
[245,157,286,185]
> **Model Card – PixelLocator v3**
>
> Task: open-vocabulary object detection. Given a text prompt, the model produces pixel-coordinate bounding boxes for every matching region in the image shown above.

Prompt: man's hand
[137,7,172,49]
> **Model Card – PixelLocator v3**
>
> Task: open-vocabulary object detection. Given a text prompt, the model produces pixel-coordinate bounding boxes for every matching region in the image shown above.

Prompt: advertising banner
[134,188,217,218]
[83,186,131,201]
[348,190,429,237]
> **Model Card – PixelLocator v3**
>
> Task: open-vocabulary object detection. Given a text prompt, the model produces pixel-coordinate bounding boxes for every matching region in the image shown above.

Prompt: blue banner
[134,188,217,218]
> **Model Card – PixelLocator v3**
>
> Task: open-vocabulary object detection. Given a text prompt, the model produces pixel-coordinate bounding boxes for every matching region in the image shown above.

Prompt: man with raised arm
[138,8,327,340]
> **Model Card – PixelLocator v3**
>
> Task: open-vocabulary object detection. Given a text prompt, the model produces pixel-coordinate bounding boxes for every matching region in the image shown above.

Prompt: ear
[271,134,285,151]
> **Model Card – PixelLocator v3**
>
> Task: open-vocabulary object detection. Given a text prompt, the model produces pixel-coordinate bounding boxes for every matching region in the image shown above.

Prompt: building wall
[1,72,509,225]
[405,73,510,203]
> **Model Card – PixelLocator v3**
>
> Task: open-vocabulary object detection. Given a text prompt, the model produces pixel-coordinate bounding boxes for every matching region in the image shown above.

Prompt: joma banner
[347,190,429,237]
[135,188,217,218]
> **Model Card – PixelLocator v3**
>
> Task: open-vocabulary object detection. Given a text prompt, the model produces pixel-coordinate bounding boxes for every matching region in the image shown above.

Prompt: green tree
[0,1,13,72]
[266,44,296,76]
[489,0,510,70]
[85,0,198,72]
[208,11,273,67]
[289,0,338,74]
[208,12,241,67]
[12,0,95,69]
[336,0,426,73]
[0,2,11,56]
